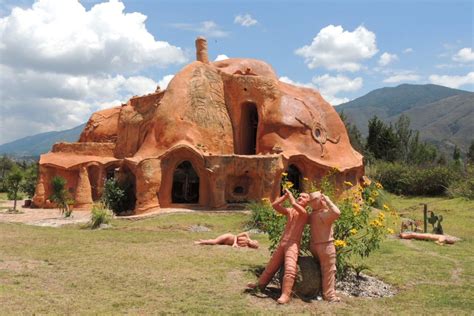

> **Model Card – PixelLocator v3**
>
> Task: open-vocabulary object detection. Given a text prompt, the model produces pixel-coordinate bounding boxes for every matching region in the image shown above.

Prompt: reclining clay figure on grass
[248,188,310,304]
[194,232,259,249]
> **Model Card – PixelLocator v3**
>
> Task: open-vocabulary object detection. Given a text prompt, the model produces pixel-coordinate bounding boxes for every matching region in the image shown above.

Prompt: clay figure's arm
[272,191,290,215]
[232,235,238,247]
[286,189,306,214]
[321,194,340,219]
[237,232,250,239]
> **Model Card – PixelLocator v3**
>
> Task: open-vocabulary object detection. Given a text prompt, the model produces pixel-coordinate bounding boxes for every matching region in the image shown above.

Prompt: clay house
[33,37,363,214]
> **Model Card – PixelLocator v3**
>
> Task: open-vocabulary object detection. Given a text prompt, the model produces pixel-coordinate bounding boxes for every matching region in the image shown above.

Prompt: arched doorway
[238,102,258,155]
[117,166,137,213]
[286,164,302,193]
[87,165,102,201]
[172,161,200,203]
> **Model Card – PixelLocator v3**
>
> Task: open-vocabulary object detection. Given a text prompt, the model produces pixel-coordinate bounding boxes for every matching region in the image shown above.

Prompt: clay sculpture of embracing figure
[308,191,341,302]
[249,188,310,304]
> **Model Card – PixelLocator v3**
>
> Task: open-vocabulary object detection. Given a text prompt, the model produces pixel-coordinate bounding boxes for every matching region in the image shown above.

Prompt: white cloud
[172,20,228,38]
[234,14,257,27]
[295,25,378,72]
[214,54,229,61]
[378,52,398,66]
[311,74,363,96]
[403,48,413,53]
[383,73,420,83]
[452,48,474,63]
[0,0,187,75]
[157,74,174,90]
[0,63,159,143]
[429,72,474,89]
[0,0,183,144]
[279,74,362,106]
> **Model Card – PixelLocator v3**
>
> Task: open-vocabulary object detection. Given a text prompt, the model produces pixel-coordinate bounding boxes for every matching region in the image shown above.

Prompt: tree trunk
[13,191,18,212]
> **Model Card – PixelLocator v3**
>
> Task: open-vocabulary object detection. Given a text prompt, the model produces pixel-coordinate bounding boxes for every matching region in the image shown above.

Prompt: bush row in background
[447,165,474,199]
[367,161,465,196]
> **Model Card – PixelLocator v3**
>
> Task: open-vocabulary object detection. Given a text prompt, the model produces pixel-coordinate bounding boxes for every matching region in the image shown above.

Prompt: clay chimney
[195,36,209,64]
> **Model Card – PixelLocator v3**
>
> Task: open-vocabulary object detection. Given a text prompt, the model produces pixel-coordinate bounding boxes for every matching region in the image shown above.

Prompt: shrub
[101,178,130,215]
[247,174,390,279]
[89,204,113,229]
[50,176,73,217]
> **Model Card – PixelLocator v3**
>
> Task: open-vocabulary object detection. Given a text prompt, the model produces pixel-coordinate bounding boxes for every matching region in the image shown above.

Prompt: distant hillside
[400,94,474,153]
[0,124,85,157]
[337,84,474,152]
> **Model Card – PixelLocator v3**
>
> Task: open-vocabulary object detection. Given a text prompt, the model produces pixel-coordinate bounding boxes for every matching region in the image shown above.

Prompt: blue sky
[0,0,472,144]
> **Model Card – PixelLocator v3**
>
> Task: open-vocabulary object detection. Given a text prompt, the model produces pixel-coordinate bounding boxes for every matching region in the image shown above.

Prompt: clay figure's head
[308,191,327,211]
[247,239,259,249]
[296,192,311,208]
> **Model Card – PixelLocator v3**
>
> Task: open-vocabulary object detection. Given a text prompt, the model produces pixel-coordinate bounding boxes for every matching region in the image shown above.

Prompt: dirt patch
[0,259,46,272]
[337,272,396,298]
[244,268,394,310]
[0,199,90,227]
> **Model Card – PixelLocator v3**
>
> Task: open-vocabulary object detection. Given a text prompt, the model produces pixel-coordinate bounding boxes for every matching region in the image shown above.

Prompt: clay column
[74,166,93,209]
[32,172,46,207]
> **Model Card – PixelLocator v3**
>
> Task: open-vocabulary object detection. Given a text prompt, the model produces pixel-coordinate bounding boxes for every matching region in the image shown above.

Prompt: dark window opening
[233,186,245,195]
[172,161,200,203]
[105,167,116,180]
[282,164,302,193]
[237,102,258,155]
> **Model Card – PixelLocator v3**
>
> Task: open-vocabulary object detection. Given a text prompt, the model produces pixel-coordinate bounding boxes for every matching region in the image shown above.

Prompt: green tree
[50,176,72,217]
[407,131,437,165]
[6,166,24,212]
[467,140,474,164]
[0,155,14,179]
[394,114,412,162]
[21,163,38,199]
[0,155,14,191]
[366,116,399,162]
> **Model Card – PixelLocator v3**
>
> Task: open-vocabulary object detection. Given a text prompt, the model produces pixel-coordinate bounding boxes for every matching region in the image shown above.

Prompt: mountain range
[0,124,85,158]
[0,84,472,157]
[337,84,474,154]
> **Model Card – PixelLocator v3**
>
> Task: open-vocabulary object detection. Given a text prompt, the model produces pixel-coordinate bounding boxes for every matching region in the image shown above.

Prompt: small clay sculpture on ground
[248,189,310,304]
[399,232,459,244]
[308,191,341,302]
[194,232,259,249]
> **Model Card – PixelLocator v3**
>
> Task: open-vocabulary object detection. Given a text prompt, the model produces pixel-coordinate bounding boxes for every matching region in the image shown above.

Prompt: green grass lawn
[0,196,473,314]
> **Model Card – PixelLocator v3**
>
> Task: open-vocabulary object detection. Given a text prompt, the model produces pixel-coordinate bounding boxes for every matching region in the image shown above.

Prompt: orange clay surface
[33,37,363,215]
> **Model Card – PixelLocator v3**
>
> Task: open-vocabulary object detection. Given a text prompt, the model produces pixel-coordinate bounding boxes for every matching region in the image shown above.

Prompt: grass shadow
[242,264,283,302]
